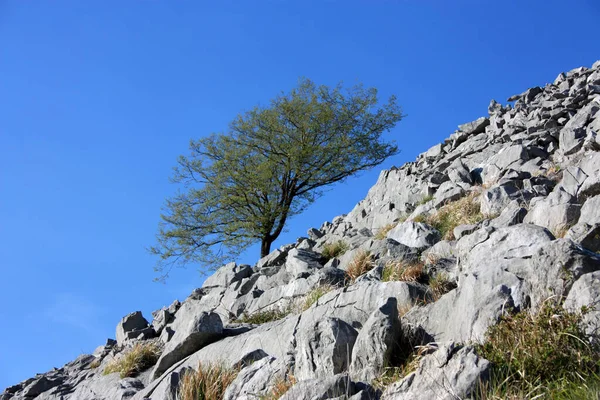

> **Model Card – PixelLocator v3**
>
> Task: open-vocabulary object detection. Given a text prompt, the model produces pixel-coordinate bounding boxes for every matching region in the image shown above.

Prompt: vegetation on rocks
[476,299,600,399]
[345,250,375,282]
[321,240,349,261]
[300,285,336,311]
[260,374,296,400]
[234,307,292,324]
[374,223,398,240]
[177,363,239,400]
[151,79,403,278]
[417,192,485,240]
[102,343,160,378]
[382,260,426,283]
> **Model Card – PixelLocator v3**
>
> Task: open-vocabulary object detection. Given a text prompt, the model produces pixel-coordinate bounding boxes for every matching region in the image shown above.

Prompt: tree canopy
[151,78,403,278]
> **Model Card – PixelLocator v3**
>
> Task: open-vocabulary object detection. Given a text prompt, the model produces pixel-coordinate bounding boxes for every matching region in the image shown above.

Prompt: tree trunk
[260,237,272,258]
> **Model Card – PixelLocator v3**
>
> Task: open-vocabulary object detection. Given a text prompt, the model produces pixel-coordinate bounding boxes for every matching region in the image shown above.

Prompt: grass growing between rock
[372,344,436,391]
[300,285,336,311]
[413,193,485,240]
[345,250,375,283]
[476,299,600,399]
[103,343,160,378]
[234,306,292,324]
[382,261,426,283]
[260,374,297,400]
[177,362,239,400]
[374,223,398,240]
[321,240,349,261]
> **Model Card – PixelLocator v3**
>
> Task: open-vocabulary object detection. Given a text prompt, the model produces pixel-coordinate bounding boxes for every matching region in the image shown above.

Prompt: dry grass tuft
[89,358,101,369]
[103,343,160,378]
[374,223,397,240]
[261,374,297,400]
[321,241,349,261]
[345,251,375,283]
[428,273,456,300]
[177,362,239,400]
[382,261,426,283]
[419,193,485,240]
[552,223,573,239]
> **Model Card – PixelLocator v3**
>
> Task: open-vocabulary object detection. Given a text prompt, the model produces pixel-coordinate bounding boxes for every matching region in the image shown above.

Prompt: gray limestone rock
[387,222,441,251]
[202,262,253,289]
[381,344,489,400]
[116,312,150,345]
[564,271,600,343]
[280,374,357,400]
[223,357,284,400]
[349,298,400,382]
[524,187,581,235]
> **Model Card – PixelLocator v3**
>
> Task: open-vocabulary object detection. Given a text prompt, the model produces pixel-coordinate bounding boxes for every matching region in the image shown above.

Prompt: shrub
[476,299,600,399]
[261,374,297,400]
[421,193,484,240]
[103,343,160,378]
[177,362,239,400]
[374,223,397,240]
[417,194,434,205]
[321,241,349,261]
[235,306,292,324]
[382,261,426,283]
[301,285,336,311]
[345,251,375,282]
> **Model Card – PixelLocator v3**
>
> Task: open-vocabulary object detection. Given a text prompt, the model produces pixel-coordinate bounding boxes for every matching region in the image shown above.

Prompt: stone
[152,310,223,379]
[294,317,358,380]
[480,182,521,216]
[564,271,600,343]
[458,117,490,135]
[279,373,358,400]
[381,344,489,400]
[116,311,150,345]
[285,248,324,278]
[453,223,478,240]
[349,298,400,382]
[202,262,253,289]
[387,222,441,251]
[524,187,581,235]
[223,357,284,400]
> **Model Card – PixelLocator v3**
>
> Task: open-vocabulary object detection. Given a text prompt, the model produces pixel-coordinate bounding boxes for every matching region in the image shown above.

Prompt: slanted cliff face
[4,60,600,400]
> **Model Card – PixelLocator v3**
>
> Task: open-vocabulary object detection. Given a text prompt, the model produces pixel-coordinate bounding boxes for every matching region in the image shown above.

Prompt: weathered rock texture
[4,61,600,400]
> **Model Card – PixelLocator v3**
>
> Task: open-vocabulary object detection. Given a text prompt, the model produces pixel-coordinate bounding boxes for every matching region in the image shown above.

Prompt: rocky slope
[4,60,600,400]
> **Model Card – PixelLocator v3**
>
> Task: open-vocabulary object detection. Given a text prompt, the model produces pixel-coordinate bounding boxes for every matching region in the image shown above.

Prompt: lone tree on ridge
[151,78,403,278]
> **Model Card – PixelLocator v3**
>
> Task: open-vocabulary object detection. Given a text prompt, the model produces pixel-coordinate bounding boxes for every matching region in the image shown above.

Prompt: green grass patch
[235,306,292,324]
[321,240,349,261]
[103,343,160,378]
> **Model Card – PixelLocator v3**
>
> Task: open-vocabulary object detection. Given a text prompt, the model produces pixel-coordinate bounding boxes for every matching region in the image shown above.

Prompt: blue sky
[1,0,598,390]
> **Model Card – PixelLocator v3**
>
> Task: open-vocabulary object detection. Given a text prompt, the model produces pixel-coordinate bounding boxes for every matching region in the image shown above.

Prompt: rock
[480,182,522,216]
[116,311,150,345]
[524,187,581,235]
[349,298,400,382]
[280,373,358,400]
[559,102,599,155]
[405,225,600,343]
[564,271,600,343]
[202,262,253,289]
[381,344,489,400]
[447,159,473,186]
[223,357,284,400]
[489,200,528,227]
[307,228,324,240]
[433,182,465,207]
[387,222,441,251]
[453,223,478,240]
[285,248,324,278]
[566,223,600,252]
[294,317,358,380]
[458,117,490,135]
[152,309,223,379]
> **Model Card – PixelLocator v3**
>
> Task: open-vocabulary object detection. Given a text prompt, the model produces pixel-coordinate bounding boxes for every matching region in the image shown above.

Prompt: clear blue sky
[1,0,598,390]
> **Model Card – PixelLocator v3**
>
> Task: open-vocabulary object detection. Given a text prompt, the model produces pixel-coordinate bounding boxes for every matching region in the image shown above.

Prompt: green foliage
[427,273,456,300]
[234,306,292,324]
[476,300,600,399]
[151,78,403,278]
[103,343,160,378]
[321,241,348,261]
[417,194,434,205]
[177,363,239,400]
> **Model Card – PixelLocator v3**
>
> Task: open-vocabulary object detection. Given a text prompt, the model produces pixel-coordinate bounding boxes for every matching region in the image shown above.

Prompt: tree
[151,78,403,278]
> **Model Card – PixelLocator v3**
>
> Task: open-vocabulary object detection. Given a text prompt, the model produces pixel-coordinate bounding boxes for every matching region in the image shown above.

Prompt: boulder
[524,187,581,235]
[381,344,489,400]
[280,373,358,400]
[294,317,358,380]
[223,357,284,400]
[151,308,223,379]
[202,262,253,289]
[116,311,150,345]
[387,222,440,251]
[564,271,600,343]
[349,298,400,382]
